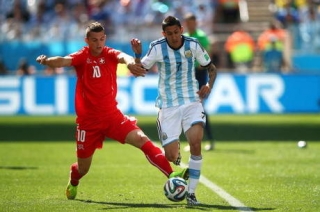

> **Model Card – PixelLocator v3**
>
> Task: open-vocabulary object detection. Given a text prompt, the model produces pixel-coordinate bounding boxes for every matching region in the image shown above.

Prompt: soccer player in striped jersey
[131,16,217,205]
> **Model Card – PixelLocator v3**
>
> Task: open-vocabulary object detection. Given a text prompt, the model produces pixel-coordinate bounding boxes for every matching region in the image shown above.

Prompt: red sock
[70,163,82,186]
[141,141,173,177]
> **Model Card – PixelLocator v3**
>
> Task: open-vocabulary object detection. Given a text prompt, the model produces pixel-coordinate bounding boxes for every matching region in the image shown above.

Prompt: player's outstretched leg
[141,139,188,180]
[140,140,174,177]
[126,129,186,178]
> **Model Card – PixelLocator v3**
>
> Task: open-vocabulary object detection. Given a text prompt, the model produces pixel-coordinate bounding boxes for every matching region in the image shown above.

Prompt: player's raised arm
[130,38,142,64]
[36,55,72,68]
[117,52,146,77]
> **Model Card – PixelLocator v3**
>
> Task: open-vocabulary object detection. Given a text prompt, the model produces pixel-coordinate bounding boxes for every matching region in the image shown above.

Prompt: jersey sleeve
[194,41,211,67]
[107,48,121,62]
[141,43,157,69]
[106,48,121,74]
[70,48,86,67]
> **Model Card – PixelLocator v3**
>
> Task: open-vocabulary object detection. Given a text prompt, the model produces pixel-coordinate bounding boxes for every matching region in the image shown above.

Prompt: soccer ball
[297,140,307,148]
[163,177,188,202]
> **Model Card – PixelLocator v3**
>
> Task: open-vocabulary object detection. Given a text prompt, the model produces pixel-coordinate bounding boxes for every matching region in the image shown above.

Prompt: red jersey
[70,46,121,123]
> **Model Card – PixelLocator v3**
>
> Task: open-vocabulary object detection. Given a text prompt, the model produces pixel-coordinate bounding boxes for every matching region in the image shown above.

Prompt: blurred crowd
[0,0,215,42]
[223,0,320,73]
[269,0,320,53]
[1,0,320,75]
[0,0,216,75]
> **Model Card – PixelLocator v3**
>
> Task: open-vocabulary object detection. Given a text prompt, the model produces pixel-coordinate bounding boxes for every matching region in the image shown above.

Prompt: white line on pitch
[181,162,253,212]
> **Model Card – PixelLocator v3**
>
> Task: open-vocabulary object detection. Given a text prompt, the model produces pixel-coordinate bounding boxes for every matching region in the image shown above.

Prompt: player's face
[162,25,183,49]
[85,31,106,56]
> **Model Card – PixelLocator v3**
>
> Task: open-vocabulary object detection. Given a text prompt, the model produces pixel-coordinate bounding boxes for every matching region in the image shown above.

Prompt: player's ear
[84,37,89,45]
[162,31,166,37]
[181,26,184,33]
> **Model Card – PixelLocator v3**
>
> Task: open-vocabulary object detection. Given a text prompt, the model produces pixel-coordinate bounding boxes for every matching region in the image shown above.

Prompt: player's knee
[126,130,149,148]
[139,133,149,143]
[135,131,149,143]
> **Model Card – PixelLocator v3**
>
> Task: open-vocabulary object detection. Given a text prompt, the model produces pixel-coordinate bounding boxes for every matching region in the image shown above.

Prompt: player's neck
[88,47,103,57]
[167,36,184,50]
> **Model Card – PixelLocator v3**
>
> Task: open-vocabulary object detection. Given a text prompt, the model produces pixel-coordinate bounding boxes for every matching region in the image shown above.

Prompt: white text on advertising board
[0,75,284,115]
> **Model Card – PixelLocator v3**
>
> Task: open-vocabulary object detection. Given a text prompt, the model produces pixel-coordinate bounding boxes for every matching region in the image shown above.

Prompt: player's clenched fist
[36,55,47,65]
[131,38,142,55]
[197,84,212,99]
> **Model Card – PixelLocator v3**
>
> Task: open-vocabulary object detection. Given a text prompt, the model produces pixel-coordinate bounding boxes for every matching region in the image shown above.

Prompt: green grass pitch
[0,114,319,211]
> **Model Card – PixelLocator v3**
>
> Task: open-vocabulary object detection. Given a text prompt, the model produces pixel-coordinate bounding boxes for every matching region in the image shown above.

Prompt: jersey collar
[167,35,185,51]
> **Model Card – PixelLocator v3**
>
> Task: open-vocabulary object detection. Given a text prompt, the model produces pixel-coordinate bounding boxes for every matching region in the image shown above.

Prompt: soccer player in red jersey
[36,22,188,200]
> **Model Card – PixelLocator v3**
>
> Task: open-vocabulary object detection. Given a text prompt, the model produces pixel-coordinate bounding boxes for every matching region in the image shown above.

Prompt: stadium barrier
[0,74,319,115]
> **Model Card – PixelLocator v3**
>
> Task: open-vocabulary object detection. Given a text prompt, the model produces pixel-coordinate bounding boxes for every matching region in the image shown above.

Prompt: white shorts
[156,101,206,147]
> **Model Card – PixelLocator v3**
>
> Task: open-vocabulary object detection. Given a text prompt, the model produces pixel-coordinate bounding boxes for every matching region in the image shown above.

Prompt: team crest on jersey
[184,50,193,58]
[98,58,105,64]
[161,132,168,141]
[86,58,92,64]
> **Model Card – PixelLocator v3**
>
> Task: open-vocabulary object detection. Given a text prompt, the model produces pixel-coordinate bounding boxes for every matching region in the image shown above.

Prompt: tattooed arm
[197,63,217,99]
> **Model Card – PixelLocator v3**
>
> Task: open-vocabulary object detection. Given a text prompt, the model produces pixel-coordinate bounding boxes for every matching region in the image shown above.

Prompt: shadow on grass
[0,123,75,141]
[1,121,319,142]
[0,166,38,170]
[77,199,275,211]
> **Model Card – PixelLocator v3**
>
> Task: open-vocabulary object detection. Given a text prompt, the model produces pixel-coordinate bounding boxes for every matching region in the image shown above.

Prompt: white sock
[188,155,202,194]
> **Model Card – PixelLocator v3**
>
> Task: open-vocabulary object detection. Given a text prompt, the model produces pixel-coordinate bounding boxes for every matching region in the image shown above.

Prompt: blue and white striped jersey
[141,35,211,108]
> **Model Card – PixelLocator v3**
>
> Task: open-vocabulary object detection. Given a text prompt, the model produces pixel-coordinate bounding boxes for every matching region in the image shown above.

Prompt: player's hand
[36,55,47,65]
[131,38,142,55]
[128,63,147,77]
[197,84,211,99]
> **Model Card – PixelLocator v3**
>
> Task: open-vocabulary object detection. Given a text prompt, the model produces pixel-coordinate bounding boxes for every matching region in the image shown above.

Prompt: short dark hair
[162,16,181,31]
[86,22,105,38]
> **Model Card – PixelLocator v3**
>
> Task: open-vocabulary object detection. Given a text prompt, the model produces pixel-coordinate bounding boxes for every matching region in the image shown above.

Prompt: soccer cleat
[66,182,77,200]
[169,168,189,180]
[186,193,200,206]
